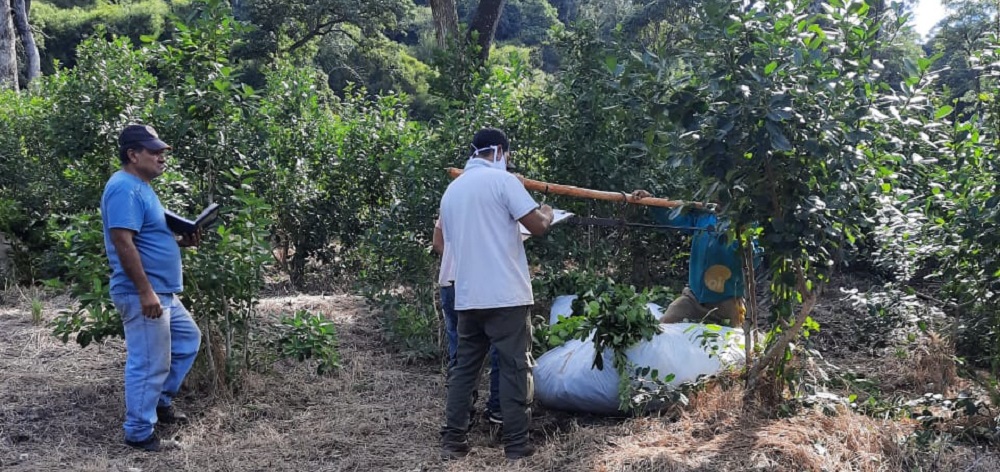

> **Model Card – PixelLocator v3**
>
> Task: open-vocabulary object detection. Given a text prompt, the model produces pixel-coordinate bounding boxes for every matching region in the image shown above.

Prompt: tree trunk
[429,0,459,49]
[11,0,39,83]
[746,263,821,403]
[0,0,19,90]
[0,232,13,285]
[467,0,506,63]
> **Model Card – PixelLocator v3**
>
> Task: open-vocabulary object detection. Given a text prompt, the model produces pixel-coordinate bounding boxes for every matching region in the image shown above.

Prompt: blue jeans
[113,293,201,442]
[441,285,500,412]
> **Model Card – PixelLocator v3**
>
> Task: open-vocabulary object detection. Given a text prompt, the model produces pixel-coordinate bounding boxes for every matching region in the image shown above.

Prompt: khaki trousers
[660,287,745,327]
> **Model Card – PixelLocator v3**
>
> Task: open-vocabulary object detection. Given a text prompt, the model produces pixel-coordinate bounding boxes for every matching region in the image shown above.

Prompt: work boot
[156,405,189,424]
[125,434,162,452]
[440,440,471,460]
[504,443,536,460]
[125,433,179,452]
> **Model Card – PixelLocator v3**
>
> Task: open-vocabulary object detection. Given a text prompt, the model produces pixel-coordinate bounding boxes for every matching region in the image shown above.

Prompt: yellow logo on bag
[704,265,732,293]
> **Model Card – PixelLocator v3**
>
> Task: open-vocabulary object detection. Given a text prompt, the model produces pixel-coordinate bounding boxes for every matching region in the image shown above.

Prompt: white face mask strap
[471,144,501,162]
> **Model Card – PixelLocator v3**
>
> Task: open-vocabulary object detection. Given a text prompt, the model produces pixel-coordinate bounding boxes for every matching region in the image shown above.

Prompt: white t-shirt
[440,158,539,310]
[435,218,455,287]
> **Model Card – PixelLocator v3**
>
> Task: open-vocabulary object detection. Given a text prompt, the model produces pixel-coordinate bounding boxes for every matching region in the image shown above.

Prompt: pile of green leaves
[570,278,670,371]
[536,276,674,411]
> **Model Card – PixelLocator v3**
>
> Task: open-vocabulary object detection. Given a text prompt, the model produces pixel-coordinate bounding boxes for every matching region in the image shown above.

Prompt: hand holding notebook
[164,203,221,235]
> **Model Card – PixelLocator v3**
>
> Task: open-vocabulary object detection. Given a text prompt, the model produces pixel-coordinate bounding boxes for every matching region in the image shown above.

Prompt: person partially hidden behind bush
[438,128,554,461]
[632,189,760,328]
[433,217,503,426]
[102,124,202,452]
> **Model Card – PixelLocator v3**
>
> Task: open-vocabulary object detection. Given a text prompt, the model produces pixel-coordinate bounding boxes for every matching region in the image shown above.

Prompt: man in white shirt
[438,128,553,461]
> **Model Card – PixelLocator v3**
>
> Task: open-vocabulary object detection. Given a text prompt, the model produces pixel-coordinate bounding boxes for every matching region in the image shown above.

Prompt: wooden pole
[446,168,714,211]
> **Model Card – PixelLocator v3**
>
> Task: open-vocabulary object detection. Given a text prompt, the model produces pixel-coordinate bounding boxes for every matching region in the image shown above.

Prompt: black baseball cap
[119,124,172,151]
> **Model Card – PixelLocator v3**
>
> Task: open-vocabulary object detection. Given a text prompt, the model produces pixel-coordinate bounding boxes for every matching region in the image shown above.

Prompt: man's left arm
[177,231,201,248]
[432,218,444,255]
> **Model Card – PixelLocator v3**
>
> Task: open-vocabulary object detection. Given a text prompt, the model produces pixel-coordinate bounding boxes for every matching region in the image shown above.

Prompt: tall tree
[928,0,998,115]
[11,0,39,83]
[0,0,17,89]
[248,0,409,53]
[467,0,505,62]
[429,0,459,48]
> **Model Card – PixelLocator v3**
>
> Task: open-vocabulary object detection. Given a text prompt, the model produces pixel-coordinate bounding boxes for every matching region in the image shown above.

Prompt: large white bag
[535,296,745,414]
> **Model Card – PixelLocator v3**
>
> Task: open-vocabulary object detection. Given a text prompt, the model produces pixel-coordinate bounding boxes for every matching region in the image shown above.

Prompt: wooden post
[446,167,714,211]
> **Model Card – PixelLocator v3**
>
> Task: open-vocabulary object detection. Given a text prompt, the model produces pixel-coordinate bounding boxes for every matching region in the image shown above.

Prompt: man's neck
[122,166,152,183]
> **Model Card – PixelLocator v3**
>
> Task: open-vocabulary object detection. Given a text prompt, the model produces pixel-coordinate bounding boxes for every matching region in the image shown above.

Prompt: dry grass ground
[1,282,999,472]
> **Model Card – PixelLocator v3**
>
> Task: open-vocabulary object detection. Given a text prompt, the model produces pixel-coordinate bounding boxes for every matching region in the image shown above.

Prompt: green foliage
[378,291,439,362]
[49,212,121,348]
[11,0,1000,416]
[181,173,274,382]
[246,0,409,54]
[629,367,718,414]
[0,32,159,280]
[610,0,911,399]
[535,311,587,351]
[30,298,44,325]
[497,0,561,45]
[925,0,998,117]
[31,0,187,73]
[46,33,159,210]
[316,35,437,118]
[570,278,669,372]
[537,276,674,411]
[271,309,341,375]
[456,0,561,46]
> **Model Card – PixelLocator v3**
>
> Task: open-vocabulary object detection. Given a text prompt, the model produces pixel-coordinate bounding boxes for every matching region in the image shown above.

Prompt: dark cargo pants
[441,305,534,447]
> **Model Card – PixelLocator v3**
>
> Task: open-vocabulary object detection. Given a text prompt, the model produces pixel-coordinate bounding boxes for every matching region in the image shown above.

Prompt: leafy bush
[378,291,439,362]
[180,174,274,385]
[49,212,121,348]
[271,310,341,375]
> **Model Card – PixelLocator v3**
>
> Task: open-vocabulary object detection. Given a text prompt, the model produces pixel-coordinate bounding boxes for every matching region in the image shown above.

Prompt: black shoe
[125,434,162,452]
[441,441,471,460]
[504,443,536,460]
[485,408,503,425]
[156,405,189,424]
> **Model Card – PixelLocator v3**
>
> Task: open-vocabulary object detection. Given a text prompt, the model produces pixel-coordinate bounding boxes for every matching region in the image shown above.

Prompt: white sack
[535,299,745,415]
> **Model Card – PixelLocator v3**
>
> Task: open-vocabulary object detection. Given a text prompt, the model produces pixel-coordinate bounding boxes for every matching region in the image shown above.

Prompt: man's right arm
[110,228,163,319]
[632,189,698,230]
[519,204,554,236]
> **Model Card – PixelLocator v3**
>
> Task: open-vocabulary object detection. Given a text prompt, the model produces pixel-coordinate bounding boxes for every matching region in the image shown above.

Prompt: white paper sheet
[519,209,573,240]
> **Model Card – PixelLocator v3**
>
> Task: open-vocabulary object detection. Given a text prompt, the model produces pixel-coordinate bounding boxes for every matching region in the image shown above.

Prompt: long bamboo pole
[446,168,714,211]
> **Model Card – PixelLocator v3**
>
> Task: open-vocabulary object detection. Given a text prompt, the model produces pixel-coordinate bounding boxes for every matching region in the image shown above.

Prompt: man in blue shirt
[102,124,202,452]
[633,190,746,327]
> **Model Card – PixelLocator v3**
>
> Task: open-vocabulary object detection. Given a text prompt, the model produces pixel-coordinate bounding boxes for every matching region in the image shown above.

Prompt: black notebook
[164,203,221,235]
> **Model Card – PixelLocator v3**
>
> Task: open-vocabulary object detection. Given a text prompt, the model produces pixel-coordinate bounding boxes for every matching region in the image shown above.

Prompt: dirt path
[1,287,997,471]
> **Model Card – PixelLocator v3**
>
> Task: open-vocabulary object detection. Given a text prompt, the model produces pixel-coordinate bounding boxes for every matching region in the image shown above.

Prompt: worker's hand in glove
[631,189,652,200]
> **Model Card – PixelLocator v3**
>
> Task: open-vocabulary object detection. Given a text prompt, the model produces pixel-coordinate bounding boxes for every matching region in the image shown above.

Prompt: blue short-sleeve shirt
[101,170,183,295]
